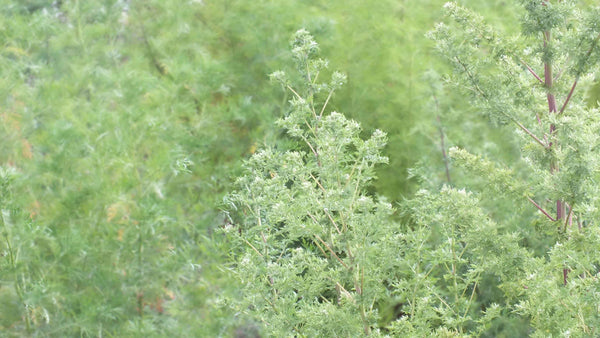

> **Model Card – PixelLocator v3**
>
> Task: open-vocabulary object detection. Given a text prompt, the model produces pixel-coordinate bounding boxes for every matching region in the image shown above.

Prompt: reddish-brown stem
[514,120,549,148]
[520,59,544,84]
[527,196,557,222]
[559,31,600,115]
[543,22,571,286]
[556,198,565,221]
[563,202,574,233]
[559,79,578,115]
[543,29,565,221]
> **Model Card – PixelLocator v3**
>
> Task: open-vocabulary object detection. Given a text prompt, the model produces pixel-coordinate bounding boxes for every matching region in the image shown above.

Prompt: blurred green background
[0,0,598,336]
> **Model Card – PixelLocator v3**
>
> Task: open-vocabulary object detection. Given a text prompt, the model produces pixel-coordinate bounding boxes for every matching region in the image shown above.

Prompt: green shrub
[226,30,395,336]
[427,1,600,335]
[228,0,600,334]
[3,0,599,335]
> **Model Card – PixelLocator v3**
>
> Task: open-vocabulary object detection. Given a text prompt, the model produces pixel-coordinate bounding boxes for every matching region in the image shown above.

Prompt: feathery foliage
[226,30,396,336]
[229,1,600,335]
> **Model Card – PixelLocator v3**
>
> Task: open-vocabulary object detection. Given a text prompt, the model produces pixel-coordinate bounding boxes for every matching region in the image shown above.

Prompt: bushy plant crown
[228,1,600,336]
[226,29,397,336]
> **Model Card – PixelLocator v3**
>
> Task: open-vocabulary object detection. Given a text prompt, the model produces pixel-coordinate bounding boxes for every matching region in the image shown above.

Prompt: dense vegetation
[1,0,600,336]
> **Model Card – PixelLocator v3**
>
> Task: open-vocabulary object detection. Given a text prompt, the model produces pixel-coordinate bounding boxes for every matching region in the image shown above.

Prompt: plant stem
[314,234,349,270]
[323,208,342,234]
[543,29,565,221]
[543,17,573,288]
[513,119,549,148]
[520,58,544,84]
[357,265,371,335]
[527,196,556,222]
[319,89,334,118]
[563,202,574,233]
[242,236,263,257]
[559,78,578,114]
[559,31,600,115]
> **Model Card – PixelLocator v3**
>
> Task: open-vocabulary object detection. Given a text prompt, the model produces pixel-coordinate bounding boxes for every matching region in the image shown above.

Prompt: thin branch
[557,31,600,115]
[513,119,549,149]
[315,234,349,270]
[335,281,356,303]
[307,211,348,257]
[519,59,544,84]
[312,237,328,258]
[455,57,487,99]
[275,247,286,264]
[462,279,479,320]
[429,286,457,316]
[559,78,578,115]
[261,295,278,313]
[339,210,349,234]
[242,237,263,257]
[458,56,546,150]
[313,70,320,84]
[304,118,318,138]
[261,231,267,244]
[301,135,321,167]
[286,85,302,100]
[527,196,557,222]
[563,202,574,233]
[323,208,342,234]
[319,295,331,304]
[319,89,334,118]
[307,211,320,225]
[310,173,326,194]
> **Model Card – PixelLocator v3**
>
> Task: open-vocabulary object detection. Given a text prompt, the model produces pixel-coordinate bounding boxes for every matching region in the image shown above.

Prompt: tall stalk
[543,29,566,223]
